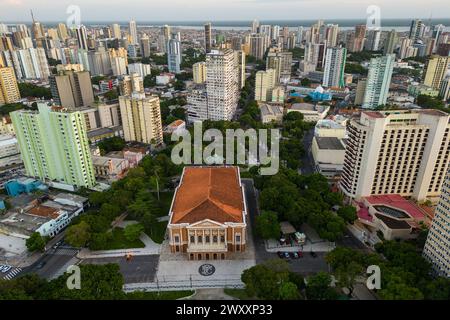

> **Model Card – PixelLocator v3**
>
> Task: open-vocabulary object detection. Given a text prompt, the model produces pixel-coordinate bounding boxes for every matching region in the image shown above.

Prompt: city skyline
[1,0,450,22]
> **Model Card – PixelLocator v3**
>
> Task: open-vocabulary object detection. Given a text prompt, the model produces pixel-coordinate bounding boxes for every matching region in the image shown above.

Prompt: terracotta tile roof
[171,167,244,224]
[27,205,60,219]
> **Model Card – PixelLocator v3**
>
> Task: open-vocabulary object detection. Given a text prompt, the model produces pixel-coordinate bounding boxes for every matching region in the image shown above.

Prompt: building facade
[423,170,450,277]
[168,166,247,261]
[10,103,96,188]
[340,110,450,202]
[322,46,347,88]
[119,92,163,145]
[0,66,21,105]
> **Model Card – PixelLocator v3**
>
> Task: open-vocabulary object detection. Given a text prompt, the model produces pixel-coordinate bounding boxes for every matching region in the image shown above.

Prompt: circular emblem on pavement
[198,264,215,276]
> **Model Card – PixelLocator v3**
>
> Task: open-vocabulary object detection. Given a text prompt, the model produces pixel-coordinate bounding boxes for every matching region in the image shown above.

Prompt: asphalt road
[23,246,79,280]
[81,255,159,284]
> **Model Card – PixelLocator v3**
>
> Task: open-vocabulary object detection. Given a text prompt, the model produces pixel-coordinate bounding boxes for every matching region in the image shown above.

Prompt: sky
[0,0,449,22]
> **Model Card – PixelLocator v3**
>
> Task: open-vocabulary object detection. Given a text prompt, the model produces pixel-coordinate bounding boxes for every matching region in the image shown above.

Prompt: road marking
[2,267,22,281]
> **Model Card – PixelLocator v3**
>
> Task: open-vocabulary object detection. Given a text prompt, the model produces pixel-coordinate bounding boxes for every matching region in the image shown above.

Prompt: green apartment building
[11,102,96,188]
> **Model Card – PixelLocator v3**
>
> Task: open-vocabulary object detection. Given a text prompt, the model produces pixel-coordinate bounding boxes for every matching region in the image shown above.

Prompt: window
[174,236,179,243]
[198,236,203,243]
[190,235,195,243]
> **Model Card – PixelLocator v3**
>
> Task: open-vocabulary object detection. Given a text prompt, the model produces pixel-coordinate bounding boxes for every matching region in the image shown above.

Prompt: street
[81,255,159,284]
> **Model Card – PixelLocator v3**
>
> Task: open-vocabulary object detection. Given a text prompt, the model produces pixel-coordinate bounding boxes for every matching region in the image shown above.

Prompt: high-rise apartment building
[50,70,95,108]
[193,61,207,84]
[204,23,212,53]
[119,92,163,145]
[349,25,366,52]
[365,30,381,51]
[111,23,121,39]
[11,103,96,188]
[255,69,276,102]
[235,50,246,89]
[323,46,347,88]
[119,73,144,95]
[187,49,240,122]
[7,48,50,80]
[167,32,182,74]
[129,20,138,45]
[75,25,88,50]
[0,66,21,105]
[57,23,69,41]
[325,24,339,47]
[140,34,151,58]
[383,29,398,55]
[409,19,424,43]
[423,170,450,277]
[423,55,450,90]
[362,54,395,109]
[340,110,450,202]
[266,47,293,83]
[248,33,269,60]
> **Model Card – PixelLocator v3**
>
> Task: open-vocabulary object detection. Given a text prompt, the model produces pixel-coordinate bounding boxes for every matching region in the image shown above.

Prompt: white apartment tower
[423,170,450,277]
[340,110,450,202]
[323,46,347,88]
[187,49,240,122]
[362,54,395,109]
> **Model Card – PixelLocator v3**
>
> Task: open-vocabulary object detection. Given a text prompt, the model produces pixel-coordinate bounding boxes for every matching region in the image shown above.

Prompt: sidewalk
[265,240,335,253]
[77,233,161,259]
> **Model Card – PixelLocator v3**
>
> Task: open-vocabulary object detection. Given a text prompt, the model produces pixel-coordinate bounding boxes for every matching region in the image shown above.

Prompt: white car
[0,265,12,273]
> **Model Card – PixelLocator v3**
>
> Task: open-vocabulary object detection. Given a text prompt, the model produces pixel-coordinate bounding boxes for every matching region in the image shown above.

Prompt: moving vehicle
[0,265,12,273]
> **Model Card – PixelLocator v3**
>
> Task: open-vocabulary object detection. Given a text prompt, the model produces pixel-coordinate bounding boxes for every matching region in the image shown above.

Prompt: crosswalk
[52,248,79,256]
[1,267,22,281]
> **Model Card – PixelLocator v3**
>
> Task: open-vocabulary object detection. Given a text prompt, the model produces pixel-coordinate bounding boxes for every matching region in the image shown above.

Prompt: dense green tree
[305,272,339,300]
[279,282,301,300]
[255,211,281,240]
[335,261,364,296]
[337,206,358,223]
[26,232,46,252]
[18,83,52,99]
[65,221,91,247]
[97,137,126,155]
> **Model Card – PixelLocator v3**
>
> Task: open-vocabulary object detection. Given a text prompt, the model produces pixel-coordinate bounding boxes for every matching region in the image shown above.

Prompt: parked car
[277,251,284,258]
[283,252,290,259]
[0,265,12,273]
[36,261,46,269]
[310,251,318,258]
[297,251,304,258]
[292,252,299,259]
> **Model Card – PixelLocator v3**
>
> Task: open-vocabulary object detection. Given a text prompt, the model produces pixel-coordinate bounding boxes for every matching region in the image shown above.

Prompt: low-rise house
[260,103,284,124]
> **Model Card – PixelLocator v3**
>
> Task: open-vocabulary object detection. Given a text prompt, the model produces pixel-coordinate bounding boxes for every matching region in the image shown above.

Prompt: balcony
[187,243,228,253]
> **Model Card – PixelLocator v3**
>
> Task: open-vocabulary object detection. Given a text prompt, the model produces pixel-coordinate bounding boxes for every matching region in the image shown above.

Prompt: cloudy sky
[0,0,449,22]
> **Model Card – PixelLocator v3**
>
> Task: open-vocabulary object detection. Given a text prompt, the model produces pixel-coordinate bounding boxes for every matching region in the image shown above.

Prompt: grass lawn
[126,290,194,300]
[145,221,168,244]
[157,191,174,217]
[100,228,145,250]
[224,288,257,300]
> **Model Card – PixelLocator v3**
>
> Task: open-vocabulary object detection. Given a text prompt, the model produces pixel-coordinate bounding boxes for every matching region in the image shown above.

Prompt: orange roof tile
[28,205,60,219]
[171,167,244,224]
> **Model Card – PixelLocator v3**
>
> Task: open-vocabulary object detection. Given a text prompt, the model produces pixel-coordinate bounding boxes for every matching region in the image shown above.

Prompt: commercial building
[248,33,269,60]
[323,47,347,88]
[383,30,398,55]
[140,34,151,58]
[340,110,450,202]
[423,55,450,91]
[168,166,247,260]
[312,136,346,180]
[423,170,450,277]
[10,103,96,188]
[0,66,21,105]
[260,104,283,124]
[129,20,138,45]
[49,70,95,108]
[362,55,395,109]
[287,103,330,122]
[119,92,163,145]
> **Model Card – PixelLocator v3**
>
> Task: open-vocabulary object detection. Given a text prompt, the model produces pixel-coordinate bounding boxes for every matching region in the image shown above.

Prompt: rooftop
[315,137,345,150]
[27,205,60,219]
[260,104,283,117]
[364,194,426,221]
[375,213,412,230]
[291,103,315,111]
[170,167,244,225]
